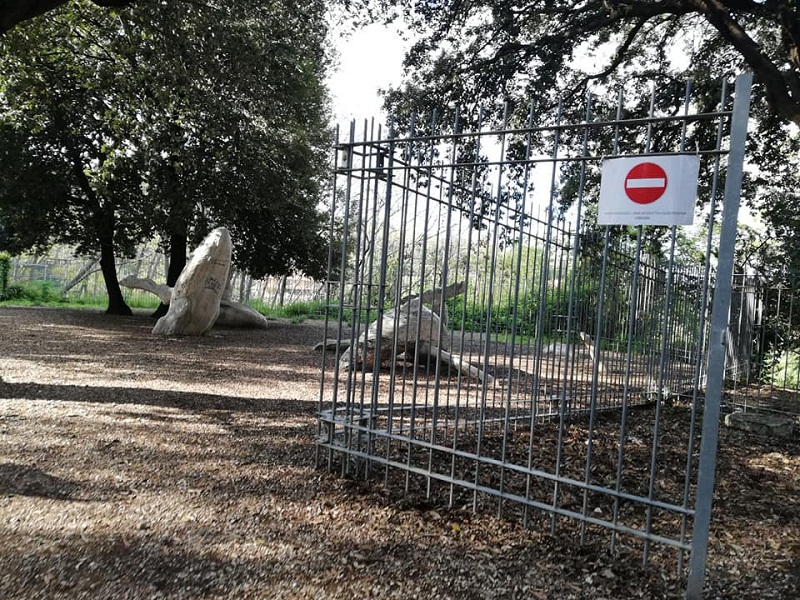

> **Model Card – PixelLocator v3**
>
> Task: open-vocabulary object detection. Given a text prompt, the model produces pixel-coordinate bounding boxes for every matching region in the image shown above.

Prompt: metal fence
[317,75,753,598]
[724,275,800,416]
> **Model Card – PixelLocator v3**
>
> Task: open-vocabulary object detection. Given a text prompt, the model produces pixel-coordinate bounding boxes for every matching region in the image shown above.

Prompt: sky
[327,23,409,128]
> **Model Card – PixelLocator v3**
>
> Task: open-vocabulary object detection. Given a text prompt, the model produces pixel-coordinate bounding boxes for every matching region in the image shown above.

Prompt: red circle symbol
[625,162,668,204]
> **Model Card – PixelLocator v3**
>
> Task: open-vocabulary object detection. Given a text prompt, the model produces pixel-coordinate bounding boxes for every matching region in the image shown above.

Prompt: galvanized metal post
[686,72,752,600]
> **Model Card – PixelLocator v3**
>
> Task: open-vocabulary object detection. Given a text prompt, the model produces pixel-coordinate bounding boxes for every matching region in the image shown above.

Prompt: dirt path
[1,307,798,599]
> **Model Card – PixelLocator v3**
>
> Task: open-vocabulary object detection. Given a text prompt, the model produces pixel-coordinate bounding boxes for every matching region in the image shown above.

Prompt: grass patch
[0,287,337,322]
[2,281,62,305]
[251,300,342,323]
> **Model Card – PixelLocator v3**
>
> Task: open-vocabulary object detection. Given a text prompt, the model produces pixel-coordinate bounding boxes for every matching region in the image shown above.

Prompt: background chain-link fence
[6,246,325,309]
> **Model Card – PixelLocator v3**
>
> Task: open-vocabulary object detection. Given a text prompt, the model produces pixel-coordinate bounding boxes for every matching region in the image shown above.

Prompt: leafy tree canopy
[363,1,799,124]
[355,0,800,282]
[0,0,332,314]
[0,0,135,35]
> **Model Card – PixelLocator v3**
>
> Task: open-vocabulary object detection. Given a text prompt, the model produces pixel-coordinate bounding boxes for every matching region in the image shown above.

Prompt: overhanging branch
[692,0,800,126]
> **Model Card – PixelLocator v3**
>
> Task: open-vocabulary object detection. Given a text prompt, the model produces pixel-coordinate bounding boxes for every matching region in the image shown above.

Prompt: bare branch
[575,18,648,91]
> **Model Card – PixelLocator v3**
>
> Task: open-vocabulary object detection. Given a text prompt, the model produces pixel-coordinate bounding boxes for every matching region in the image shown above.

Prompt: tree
[364,0,800,277]
[0,0,332,313]
[369,1,798,124]
[0,0,135,35]
[110,0,332,312]
[0,7,152,314]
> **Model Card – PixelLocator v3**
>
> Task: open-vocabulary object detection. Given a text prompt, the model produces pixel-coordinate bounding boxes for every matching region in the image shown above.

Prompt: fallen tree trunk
[334,281,491,384]
[399,280,466,316]
[62,255,100,295]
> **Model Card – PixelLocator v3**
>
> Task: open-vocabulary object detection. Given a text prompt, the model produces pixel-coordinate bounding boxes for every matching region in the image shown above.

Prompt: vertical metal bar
[792,288,800,399]
[610,227,643,550]
[344,121,373,456]
[581,85,625,542]
[448,122,479,455]
[781,290,795,390]
[679,77,730,574]
[612,79,659,552]
[522,211,549,527]
[350,120,384,477]
[470,108,491,513]
[740,276,756,399]
[317,123,345,470]
[448,116,471,508]
[384,114,427,485]
[753,282,768,410]
[788,287,800,397]
[406,111,439,493]
[507,102,536,426]
[523,100,562,527]
[334,122,359,476]
[364,120,397,475]
[502,100,536,512]
[687,72,753,600]
[352,120,379,410]
[481,107,509,457]
[490,103,520,517]
[643,78,692,562]
[579,225,610,542]
[551,90,592,534]
[379,174,407,467]
[636,83,660,562]
[769,286,784,395]
[427,109,460,498]
[477,124,509,508]
[643,229,677,562]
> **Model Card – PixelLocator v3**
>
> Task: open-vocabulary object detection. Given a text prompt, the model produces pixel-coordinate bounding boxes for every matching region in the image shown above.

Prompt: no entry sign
[625,162,667,204]
[598,155,700,226]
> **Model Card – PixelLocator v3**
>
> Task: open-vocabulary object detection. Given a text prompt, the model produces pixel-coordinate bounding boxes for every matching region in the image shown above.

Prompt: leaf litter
[0,307,798,599]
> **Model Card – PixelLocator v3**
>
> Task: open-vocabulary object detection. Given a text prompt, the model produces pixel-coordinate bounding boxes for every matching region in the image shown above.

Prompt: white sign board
[597,155,700,226]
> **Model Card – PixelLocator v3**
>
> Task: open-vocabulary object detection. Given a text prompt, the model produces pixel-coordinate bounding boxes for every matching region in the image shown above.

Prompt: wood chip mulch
[0,306,798,599]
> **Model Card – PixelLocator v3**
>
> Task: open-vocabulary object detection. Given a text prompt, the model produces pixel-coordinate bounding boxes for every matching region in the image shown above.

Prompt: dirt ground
[1,306,798,600]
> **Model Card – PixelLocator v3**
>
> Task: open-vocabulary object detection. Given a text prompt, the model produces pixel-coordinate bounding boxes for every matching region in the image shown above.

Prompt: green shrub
[247,299,333,322]
[2,280,61,304]
[121,294,161,310]
[446,283,596,339]
[4,284,23,300]
[765,349,800,389]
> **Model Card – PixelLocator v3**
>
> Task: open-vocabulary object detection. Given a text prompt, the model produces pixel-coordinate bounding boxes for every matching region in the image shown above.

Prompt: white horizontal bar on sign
[626,178,666,188]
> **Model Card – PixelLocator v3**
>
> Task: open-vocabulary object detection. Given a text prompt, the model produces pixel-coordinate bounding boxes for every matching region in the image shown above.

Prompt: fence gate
[317,74,752,598]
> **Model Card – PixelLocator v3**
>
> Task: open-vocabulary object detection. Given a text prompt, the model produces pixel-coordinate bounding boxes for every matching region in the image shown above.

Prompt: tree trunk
[278,274,288,307]
[152,230,187,318]
[166,230,187,286]
[100,240,132,316]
